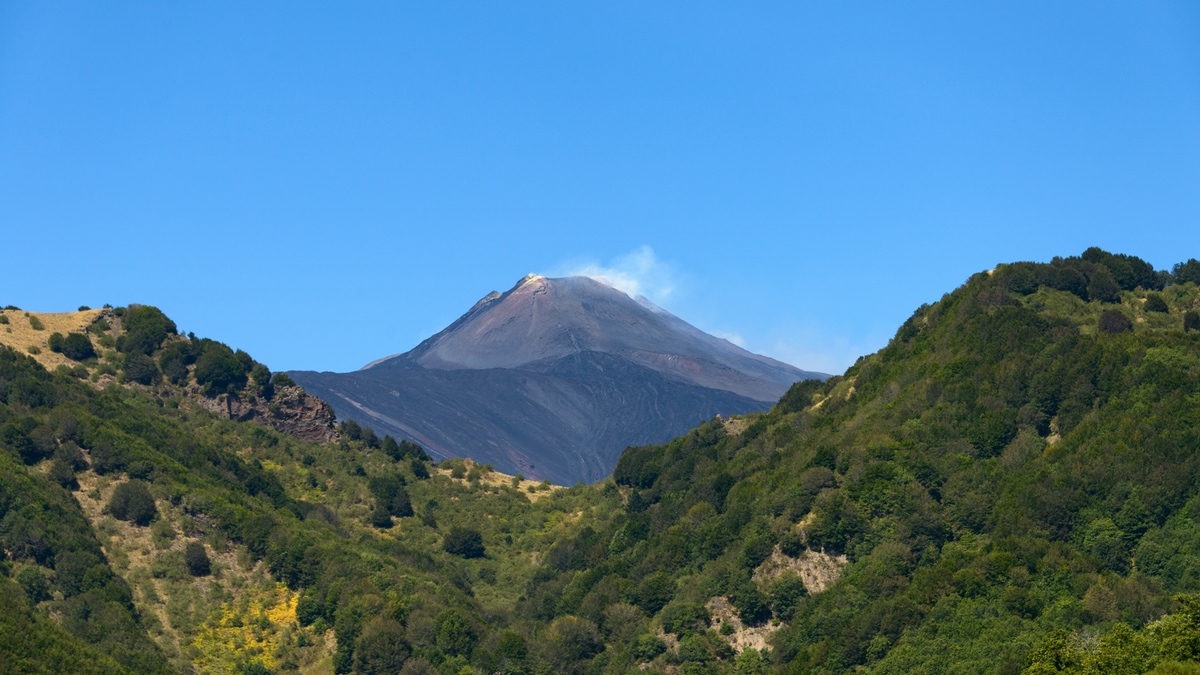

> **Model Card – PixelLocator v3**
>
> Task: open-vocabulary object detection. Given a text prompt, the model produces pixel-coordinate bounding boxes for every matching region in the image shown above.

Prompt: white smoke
[550,245,678,306]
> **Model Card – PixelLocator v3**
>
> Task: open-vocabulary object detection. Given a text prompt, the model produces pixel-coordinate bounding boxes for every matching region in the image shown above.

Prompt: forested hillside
[4,248,1200,674]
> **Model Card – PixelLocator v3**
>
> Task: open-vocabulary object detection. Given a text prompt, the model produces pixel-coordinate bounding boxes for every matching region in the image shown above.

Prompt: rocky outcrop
[190,385,338,443]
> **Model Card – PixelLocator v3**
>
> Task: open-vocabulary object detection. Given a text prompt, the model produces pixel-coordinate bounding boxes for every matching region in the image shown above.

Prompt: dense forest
[3,248,1200,674]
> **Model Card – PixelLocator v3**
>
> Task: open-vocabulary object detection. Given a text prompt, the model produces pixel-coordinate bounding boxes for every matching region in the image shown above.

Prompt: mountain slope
[291,275,822,484]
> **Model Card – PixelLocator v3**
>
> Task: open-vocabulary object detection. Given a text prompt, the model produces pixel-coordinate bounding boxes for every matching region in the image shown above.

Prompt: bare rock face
[190,385,338,443]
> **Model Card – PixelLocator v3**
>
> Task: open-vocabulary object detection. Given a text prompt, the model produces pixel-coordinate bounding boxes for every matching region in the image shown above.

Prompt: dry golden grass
[0,308,103,371]
[435,457,563,502]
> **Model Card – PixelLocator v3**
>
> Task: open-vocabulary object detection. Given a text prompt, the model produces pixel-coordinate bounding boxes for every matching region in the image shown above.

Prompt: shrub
[546,616,603,664]
[368,475,412,517]
[0,315,8,324]
[1087,267,1121,303]
[410,458,430,480]
[47,333,65,352]
[443,526,485,558]
[661,602,710,636]
[108,480,157,526]
[16,566,50,603]
[118,305,176,354]
[1174,258,1200,285]
[1099,309,1133,335]
[27,315,44,330]
[354,617,410,674]
[369,505,393,529]
[122,352,159,385]
[26,345,41,355]
[435,610,477,656]
[1145,294,1169,313]
[250,363,273,398]
[270,372,296,389]
[193,341,247,394]
[60,333,96,361]
[1186,311,1200,333]
[630,634,666,661]
[184,541,211,576]
[48,460,78,490]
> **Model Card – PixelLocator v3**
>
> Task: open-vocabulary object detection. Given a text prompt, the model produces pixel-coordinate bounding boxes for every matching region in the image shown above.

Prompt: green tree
[61,333,96,361]
[1145,294,1170,313]
[435,610,477,656]
[1186,311,1200,333]
[1099,309,1133,334]
[108,481,157,526]
[443,527,485,558]
[184,542,211,576]
[122,353,158,385]
[354,617,410,675]
[193,341,247,395]
[118,305,176,354]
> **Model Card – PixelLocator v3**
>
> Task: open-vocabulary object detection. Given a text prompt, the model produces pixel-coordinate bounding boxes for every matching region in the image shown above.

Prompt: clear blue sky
[3,2,1198,375]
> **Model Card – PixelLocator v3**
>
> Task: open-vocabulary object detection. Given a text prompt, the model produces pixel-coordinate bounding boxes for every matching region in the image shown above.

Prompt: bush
[1186,311,1200,333]
[108,481,157,526]
[184,541,211,576]
[1087,267,1121,303]
[1099,309,1133,335]
[60,334,95,361]
[661,602,710,636]
[27,315,44,330]
[16,566,50,603]
[435,610,477,656]
[410,458,430,480]
[1174,258,1200,285]
[193,341,247,394]
[47,333,65,353]
[118,305,176,354]
[270,372,296,388]
[354,617,410,674]
[443,527,485,558]
[370,505,393,529]
[631,634,666,661]
[546,616,603,664]
[368,475,412,518]
[26,346,41,355]
[0,315,8,325]
[1145,294,1170,313]
[48,460,78,490]
[122,352,159,385]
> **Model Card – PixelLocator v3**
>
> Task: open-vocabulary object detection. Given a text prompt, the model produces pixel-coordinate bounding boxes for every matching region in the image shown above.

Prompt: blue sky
[2,2,1198,375]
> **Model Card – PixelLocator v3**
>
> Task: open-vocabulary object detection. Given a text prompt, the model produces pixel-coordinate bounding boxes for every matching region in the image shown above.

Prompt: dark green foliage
[497,629,527,660]
[410,457,430,479]
[17,566,51,603]
[107,481,157,526]
[156,341,196,385]
[1086,266,1121,303]
[1099,308,1133,334]
[121,353,158,385]
[1174,258,1200,285]
[369,505,393,529]
[48,460,79,489]
[777,377,824,414]
[270,372,296,388]
[443,526,485,558]
[660,601,709,635]
[250,363,273,399]
[1186,311,1200,333]
[193,341,247,395]
[184,541,210,576]
[435,609,477,656]
[118,306,176,355]
[354,617,410,674]
[630,634,666,661]
[48,332,65,352]
[340,419,362,441]
[368,474,412,518]
[61,333,96,361]
[546,615,603,665]
[1145,293,1170,313]
[768,574,807,621]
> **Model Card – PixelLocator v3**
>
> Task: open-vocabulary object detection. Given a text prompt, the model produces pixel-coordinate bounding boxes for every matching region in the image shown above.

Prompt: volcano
[289,275,823,484]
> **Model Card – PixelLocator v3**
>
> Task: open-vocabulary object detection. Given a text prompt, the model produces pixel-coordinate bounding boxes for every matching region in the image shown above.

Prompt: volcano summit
[290,275,823,483]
